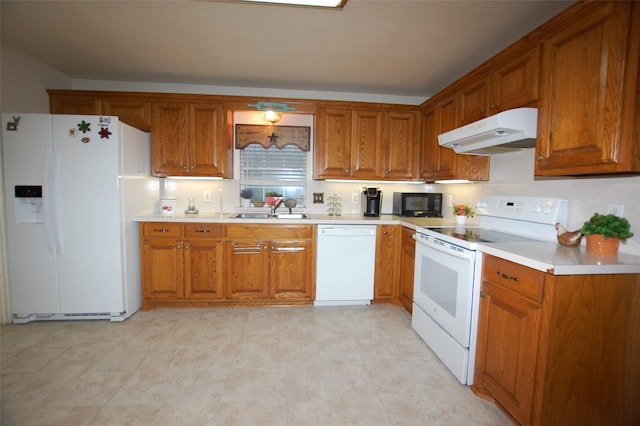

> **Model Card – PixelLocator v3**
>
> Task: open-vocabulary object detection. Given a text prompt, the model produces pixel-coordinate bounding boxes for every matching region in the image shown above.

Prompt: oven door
[413,233,475,347]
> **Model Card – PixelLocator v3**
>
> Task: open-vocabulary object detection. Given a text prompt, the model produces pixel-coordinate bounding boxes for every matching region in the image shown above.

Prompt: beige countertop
[479,242,640,275]
[134,213,454,230]
[135,213,640,275]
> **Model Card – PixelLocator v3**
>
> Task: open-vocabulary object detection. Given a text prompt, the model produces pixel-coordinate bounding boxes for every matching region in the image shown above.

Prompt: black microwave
[392,192,443,217]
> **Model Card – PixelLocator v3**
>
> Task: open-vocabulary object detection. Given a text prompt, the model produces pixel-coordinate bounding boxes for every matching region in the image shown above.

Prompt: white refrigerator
[1,113,157,323]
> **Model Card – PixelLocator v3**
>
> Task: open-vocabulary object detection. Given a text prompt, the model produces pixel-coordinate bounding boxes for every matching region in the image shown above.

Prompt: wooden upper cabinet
[102,97,151,131]
[49,90,151,130]
[315,106,419,180]
[419,107,439,179]
[382,111,419,179]
[314,108,352,179]
[490,44,540,113]
[457,73,491,125]
[151,101,228,177]
[49,92,102,115]
[458,45,540,126]
[151,102,189,176]
[536,1,640,176]
[350,109,383,179]
[420,90,490,182]
[188,102,227,177]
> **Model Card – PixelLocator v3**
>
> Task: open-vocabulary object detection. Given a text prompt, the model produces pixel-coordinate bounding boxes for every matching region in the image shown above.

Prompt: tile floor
[1,305,512,425]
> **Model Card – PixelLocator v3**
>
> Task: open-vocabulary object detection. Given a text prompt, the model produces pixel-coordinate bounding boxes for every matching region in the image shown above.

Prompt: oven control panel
[475,196,568,225]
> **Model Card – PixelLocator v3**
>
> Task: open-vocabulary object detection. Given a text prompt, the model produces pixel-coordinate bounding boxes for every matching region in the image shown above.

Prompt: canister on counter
[160,197,176,215]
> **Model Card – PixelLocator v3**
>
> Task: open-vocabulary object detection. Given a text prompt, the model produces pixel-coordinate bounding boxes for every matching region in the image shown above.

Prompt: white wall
[439,149,640,255]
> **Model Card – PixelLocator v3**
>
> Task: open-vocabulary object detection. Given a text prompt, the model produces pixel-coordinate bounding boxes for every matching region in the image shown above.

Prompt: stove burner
[424,226,541,244]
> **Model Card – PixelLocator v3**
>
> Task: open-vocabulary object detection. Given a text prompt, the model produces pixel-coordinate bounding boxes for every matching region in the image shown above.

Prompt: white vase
[455,215,466,225]
[241,198,251,207]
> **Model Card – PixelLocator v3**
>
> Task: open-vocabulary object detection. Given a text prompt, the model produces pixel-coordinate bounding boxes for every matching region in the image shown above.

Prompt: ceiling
[1,0,574,101]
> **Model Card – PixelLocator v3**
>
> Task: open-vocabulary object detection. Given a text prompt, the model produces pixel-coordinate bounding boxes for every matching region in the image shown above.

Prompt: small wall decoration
[235,124,310,151]
[6,116,20,131]
[247,101,296,113]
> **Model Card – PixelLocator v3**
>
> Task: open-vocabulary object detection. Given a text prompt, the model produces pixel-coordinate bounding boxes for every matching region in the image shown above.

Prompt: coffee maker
[362,187,382,217]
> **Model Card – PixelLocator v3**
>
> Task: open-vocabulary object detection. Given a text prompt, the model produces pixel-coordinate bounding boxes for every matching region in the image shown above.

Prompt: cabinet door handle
[272,242,305,253]
[497,271,519,282]
[233,240,261,254]
[153,228,171,233]
[176,245,182,249]
[195,229,211,233]
[480,291,486,297]
[184,245,189,250]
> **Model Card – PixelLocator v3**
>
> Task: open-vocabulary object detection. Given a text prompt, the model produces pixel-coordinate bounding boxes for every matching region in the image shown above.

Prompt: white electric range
[412,196,568,385]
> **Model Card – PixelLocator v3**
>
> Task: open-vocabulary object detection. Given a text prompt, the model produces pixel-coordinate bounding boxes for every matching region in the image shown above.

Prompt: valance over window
[235,124,311,151]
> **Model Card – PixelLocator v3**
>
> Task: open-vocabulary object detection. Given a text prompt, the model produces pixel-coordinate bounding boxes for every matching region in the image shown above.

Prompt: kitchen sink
[275,213,308,219]
[228,212,308,219]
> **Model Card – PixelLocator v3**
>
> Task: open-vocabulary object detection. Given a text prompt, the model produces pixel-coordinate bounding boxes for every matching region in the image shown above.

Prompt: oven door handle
[414,234,475,261]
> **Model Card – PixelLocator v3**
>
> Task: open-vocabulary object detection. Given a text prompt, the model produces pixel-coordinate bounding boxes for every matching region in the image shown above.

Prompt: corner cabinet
[398,227,415,313]
[314,107,419,180]
[535,1,640,176]
[473,254,640,425]
[151,101,230,178]
[374,225,400,302]
[420,90,490,182]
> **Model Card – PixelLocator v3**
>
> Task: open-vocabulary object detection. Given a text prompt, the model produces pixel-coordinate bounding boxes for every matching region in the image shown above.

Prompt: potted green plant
[580,213,634,255]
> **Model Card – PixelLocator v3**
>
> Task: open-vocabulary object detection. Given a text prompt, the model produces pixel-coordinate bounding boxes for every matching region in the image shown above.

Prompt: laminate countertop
[134,213,455,230]
[479,242,640,275]
[135,213,640,276]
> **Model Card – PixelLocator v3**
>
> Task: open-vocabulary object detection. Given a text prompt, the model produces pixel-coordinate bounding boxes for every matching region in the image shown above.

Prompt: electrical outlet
[351,192,359,204]
[203,190,211,202]
[313,193,324,204]
[607,204,624,216]
[446,195,453,208]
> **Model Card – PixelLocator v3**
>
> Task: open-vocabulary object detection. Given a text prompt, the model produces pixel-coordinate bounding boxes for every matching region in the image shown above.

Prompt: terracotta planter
[585,234,620,255]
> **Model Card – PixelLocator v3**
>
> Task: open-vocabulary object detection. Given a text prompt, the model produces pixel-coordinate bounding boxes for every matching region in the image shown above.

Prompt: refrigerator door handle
[51,148,65,254]
[42,143,57,255]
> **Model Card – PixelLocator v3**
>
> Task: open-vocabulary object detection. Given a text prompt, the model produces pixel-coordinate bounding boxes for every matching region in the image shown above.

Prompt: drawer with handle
[184,223,223,238]
[482,254,545,303]
[141,222,182,238]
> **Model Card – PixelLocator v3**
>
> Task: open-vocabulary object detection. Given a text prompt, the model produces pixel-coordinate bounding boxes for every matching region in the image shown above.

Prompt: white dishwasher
[315,225,377,306]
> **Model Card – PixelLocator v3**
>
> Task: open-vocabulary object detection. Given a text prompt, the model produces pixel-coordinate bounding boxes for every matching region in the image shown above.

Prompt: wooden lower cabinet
[224,224,315,304]
[140,222,223,309]
[142,223,315,308]
[374,225,400,302]
[473,254,640,425]
[373,225,415,313]
[398,227,415,312]
[141,227,185,302]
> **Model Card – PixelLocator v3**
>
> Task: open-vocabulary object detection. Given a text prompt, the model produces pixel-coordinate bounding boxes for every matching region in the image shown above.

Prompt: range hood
[438,108,538,155]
